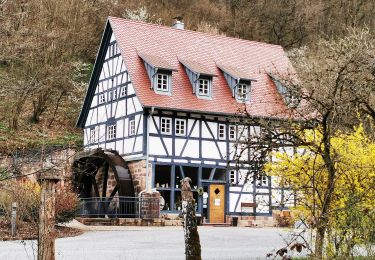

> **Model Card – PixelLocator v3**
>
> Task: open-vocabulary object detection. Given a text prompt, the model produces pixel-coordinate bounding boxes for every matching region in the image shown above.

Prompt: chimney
[172,16,184,30]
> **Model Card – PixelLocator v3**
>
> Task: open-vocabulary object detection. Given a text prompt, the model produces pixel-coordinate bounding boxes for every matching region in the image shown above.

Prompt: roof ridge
[108,16,283,50]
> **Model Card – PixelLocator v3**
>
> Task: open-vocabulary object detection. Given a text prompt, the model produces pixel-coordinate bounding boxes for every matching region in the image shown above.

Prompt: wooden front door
[209,184,225,223]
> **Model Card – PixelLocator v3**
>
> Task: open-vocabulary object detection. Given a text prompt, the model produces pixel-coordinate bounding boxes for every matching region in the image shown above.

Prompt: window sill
[154,89,172,96]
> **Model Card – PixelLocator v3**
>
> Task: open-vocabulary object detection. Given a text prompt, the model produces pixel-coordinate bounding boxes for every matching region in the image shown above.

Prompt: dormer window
[236,82,250,102]
[155,71,171,93]
[178,58,217,100]
[138,52,177,96]
[198,78,210,97]
[218,64,256,104]
[157,73,169,91]
[269,74,300,108]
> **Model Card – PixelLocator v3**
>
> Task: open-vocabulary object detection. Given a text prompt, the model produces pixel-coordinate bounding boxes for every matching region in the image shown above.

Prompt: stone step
[76,218,117,226]
[201,222,231,227]
[76,217,164,226]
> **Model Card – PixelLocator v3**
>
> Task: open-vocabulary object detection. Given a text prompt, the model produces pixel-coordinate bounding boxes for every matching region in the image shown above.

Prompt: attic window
[237,83,249,100]
[138,52,177,96]
[157,73,169,91]
[198,78,210,97]
[154,70,172,93]
[269,74,300,108]
[178,58,217,100]
[218,64,256,104]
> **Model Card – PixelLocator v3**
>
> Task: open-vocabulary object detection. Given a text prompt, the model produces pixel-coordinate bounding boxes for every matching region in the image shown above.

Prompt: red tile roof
[138,52,177,71]
[109,16,294,119]
[217,64,255,82]
[179,57,217,76]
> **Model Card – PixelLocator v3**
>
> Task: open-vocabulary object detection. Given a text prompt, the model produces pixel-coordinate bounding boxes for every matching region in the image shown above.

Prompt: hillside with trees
[0,0,374,153]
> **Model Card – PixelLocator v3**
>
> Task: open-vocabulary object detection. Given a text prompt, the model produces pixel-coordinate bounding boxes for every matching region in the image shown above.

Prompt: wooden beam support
[101,162,109,198]
[37,172,60,260]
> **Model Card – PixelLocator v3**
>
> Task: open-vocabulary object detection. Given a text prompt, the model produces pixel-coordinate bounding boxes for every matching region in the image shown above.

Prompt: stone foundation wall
[226,215,276,227]
[127,160,152,196]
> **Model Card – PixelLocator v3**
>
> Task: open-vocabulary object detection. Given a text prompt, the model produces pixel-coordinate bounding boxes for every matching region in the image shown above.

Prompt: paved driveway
[0,226,307,260]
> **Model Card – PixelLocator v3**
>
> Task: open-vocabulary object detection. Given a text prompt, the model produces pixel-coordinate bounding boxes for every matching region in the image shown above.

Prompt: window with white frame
[107,124,116,140]
[175,119,186,136]
[262,175,268,185]
[89,127,97,144]
[129,119,135,136]
[120,86,126,97]
[161,118,172,134]
[156,73,170,92]
[112,89,117,100]
[218,124,226,140]
[258,175,268,186]
[198,78,210,96]
[229,170,236,184]
[287,93,300,108]
[237,83,249,101]
[229,125,236,140]
[99,94,105,104]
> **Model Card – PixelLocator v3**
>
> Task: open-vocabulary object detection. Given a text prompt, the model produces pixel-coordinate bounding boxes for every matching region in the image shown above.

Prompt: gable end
[76,21,113,128]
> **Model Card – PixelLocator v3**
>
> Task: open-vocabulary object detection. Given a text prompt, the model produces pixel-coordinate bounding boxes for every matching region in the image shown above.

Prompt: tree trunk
[37,174,59,260]
[182,199,202,260]
[181,177,201,260]
[314,226,325,259]
[313,114,336,259]
[32,92,50,123]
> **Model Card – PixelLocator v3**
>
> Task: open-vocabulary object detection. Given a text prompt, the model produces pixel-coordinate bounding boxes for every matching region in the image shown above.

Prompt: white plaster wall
[116,140,124,154]
[115,100,126,118]
[135,114,143,135]
[163,138,173,155]
[201,123,211,139]
[201,141,221,159]
[256,195,270,213]
[149,136,166,156]
[271,189,282,206]
[181,140,199,158]
[190,120,200,138]
[175,139,186,156]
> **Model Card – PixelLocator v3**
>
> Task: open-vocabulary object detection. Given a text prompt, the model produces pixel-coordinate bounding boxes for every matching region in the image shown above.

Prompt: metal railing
[78,196,159,218]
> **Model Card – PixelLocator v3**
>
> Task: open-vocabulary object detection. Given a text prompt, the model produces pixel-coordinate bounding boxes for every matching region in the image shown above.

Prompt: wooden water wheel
[72,148,135,217]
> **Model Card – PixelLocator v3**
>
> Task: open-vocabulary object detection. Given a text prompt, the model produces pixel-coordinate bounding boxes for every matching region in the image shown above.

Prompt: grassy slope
[0,122,83,154]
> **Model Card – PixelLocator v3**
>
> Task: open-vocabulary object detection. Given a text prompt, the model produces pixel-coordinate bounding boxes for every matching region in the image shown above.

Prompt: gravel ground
[0,226,308,260]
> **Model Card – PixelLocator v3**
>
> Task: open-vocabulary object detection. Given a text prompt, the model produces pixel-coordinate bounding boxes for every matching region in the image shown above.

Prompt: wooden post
[181,177,201,260]
[37,172,60,260]
[11,202,17,237]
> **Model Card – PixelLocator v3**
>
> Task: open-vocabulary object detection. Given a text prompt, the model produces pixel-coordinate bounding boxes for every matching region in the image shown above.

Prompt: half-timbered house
[77,17,296,224]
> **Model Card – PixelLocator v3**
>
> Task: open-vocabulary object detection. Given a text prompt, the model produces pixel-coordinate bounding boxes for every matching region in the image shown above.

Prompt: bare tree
[231,28,375,259]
